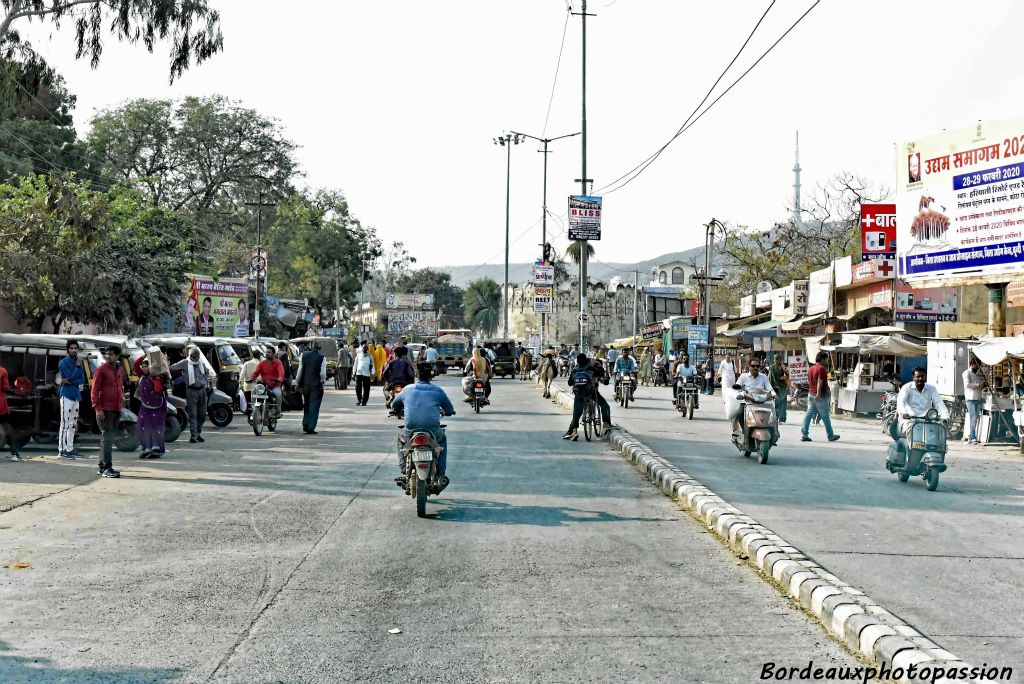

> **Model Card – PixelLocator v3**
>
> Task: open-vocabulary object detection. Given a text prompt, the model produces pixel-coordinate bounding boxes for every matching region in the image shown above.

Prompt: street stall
[822,331,926,415]
[967,337,1024,450]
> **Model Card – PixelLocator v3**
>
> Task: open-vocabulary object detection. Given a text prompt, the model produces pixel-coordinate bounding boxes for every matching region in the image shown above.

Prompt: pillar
[987,283,1007,337]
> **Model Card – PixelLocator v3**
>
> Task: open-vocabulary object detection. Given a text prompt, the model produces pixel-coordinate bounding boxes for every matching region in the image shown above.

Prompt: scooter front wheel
[757,440,770,464]
[897,471,910,483]
[925,467,940,491]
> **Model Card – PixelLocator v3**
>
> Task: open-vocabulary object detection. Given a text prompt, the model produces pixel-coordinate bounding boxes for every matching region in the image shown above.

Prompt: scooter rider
[382,346,415,407]
[614,347,638,398]
[732,358,772,436]
[394,362,455,490]
[896,366,949,438]
[673,353,699,409]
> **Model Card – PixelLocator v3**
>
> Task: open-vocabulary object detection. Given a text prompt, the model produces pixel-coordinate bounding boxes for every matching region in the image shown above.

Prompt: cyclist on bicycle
[562,353,612,440]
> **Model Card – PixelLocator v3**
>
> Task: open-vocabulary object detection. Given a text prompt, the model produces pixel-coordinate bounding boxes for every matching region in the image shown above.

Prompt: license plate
[412,450,433,462]
[474,388,485,394]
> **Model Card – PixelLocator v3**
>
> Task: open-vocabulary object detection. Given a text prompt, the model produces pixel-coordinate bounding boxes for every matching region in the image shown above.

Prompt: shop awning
[723,318,781,338]
[822,334,927,357]
[842,325,921,337]
[716,311,769,334]
[780,314,824,332]
[836,306,886,321]
[971,337,1024,365]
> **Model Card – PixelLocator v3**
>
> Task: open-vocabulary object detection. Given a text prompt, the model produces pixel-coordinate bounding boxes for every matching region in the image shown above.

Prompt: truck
[434,332,471,372]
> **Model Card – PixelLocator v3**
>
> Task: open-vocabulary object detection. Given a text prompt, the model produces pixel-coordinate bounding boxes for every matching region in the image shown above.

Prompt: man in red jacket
[91,346,124,478]
[800,351,840,443]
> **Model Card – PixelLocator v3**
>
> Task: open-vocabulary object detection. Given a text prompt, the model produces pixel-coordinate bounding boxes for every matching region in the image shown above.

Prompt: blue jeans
[775,397,788,423]
[966,399,981,441]
[400,426,447,477]
[801,396,835,439]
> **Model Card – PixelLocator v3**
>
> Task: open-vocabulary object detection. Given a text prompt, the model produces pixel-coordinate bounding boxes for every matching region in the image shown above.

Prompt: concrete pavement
[1,378,859,682]
[597,382,1024,672]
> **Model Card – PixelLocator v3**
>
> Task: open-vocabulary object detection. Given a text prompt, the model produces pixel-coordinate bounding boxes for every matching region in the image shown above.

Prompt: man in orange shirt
[250,350,286,418]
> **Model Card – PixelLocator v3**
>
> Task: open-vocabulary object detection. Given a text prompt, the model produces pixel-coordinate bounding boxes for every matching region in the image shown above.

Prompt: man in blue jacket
[392,362,455,490]
[57,339,86,459]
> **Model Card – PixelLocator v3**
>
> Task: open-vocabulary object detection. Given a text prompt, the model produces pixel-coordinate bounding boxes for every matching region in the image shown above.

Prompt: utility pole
[245,191,276,337]
[572,0,594,351]
[334,259,341,326]
[493,133,521,339]
[633,269,639,342]
[512,130,580,351]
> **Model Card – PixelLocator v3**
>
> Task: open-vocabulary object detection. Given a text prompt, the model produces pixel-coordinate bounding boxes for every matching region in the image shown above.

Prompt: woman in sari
[137,359,168,459]
[639,348,653,386]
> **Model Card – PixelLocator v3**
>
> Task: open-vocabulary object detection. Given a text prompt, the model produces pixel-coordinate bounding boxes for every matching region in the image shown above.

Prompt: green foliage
[463,278,500,337]
[565,240,595,265]
[393,268,463,328]
[0,173,194,330]
[0,1,224,83]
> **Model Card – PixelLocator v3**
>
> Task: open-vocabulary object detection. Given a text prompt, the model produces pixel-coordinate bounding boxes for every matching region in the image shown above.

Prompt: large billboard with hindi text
[897,118,1024,284]
[179,275,249,337]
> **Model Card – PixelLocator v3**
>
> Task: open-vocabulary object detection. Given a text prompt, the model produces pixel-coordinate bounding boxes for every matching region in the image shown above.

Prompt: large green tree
[0,173,194,331]
[463,278,500,337]
[393,268,464,328]
[0,1,223,82]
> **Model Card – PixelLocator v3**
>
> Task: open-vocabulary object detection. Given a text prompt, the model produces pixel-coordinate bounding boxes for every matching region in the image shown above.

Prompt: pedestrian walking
[277,342,294,392]
[136,359,168,459]
[337,344,353,390]
[241,349,262,415]
[57,339,86,459]
[92,346,124,478]
[371,341,387,385]
[718,353,737,392]
[297,342,326,434]
[171,346,214,444]
[354,343,376,406]
[800,351,840,443]
[768,354,789,423]
[0,361,22,461]
[963,357,984,444]
[639,348,652,386]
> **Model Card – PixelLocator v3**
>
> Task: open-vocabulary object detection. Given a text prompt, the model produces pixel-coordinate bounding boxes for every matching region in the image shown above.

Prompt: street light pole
[494,133,522,339]
[704,218,725,336]
[572,0,594,351]
[511,130,580,350]
[245,191,276,337]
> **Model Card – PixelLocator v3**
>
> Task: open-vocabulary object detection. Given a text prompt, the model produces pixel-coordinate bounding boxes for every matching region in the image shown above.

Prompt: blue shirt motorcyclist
[392,363,456,480]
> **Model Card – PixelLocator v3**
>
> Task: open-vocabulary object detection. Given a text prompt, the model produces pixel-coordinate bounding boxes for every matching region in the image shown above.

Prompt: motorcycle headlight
[253,384,267,397]
[926,408,938,420]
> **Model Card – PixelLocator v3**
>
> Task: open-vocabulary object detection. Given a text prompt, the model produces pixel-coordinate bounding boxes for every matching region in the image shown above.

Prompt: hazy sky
[18,0,1024,271]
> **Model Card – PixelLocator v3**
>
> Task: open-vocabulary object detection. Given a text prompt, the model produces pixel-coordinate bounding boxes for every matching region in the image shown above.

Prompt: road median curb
[535,377,977,684]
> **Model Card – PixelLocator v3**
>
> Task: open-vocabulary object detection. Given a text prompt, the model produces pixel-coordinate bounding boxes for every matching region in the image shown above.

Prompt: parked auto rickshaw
[140,336,235,427]
[0,334,140,452]
[483,339,516,378]
[290,336,341,379]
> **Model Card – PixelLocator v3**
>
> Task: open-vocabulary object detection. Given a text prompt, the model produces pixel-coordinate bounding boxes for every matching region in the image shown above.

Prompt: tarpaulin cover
[971,336,1024,365]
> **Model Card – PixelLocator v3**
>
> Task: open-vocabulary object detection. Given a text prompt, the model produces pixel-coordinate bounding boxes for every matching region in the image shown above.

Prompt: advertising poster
[385,292,434,310]
[893,284,958,322]
[534,286,553,313]
[640,323,663,340]
[533,263,555,286]
[568,195,602,241]
[386,310,438,336]
[860,203,897,260]
[671,319,689,340]
[179,275,250,337]
[897,118,1024,284]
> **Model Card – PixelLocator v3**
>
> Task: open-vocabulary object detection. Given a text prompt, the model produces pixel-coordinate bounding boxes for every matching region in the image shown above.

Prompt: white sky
[17,0,1024,269]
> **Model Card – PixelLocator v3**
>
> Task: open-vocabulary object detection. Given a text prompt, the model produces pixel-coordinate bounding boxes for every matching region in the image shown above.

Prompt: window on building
[671,267,685,284]
[658,271,668,284]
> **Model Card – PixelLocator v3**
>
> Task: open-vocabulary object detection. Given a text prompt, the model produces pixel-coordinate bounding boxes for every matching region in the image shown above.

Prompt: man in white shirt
[424,342,440,365]
[718,354,737,391]
[962,358,984,444]
[896,366,949,438]
[732,359,772,435]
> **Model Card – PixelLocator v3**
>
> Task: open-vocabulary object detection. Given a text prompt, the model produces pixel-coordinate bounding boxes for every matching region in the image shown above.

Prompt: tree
[0,1,223,83]
[0,173,194,331]
[714,172,890,307]
[565,240,595,265]
[393,268,464,328]
[463,278,500,337]
[362,240,415,303]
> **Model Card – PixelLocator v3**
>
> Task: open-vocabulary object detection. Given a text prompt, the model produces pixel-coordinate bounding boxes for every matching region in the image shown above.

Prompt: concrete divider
[536,378,976,684]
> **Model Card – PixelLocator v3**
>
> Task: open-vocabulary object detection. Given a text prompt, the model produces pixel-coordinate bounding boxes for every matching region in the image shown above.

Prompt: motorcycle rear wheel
[473,398,480,414]
[687,396,694,420]
[416,478,427,517]
[897,471,910,483]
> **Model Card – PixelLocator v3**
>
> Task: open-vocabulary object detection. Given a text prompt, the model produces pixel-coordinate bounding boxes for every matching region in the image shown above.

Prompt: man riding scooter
[382,346,415,411]
[895,367,949,438]
[613,347,638,402]
[731,358,772,437]
[393,362,455,492]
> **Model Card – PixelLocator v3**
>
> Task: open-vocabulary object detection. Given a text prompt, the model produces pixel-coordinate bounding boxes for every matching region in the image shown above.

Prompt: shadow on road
[0,640,181,684]
[430,498,665,526]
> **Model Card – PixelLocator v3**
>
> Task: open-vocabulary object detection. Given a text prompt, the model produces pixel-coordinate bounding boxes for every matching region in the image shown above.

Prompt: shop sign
[897,117,1024,283]
[860,203,897,260]
[641,323,663,340]
[807,265,833,315]
[893,284,958,322]
[671,319,689,340]
[787,354,809,384]
[851,258,896,284]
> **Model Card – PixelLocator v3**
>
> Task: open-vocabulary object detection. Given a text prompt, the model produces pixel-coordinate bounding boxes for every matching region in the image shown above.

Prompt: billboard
[860,203,897,260]
[893,284,958,322]
[533,263,555,286]
[568,195,602,241]
[386,310,438,335]
[533,286,553,313]
[385,292,434,310]
[897,118,1024,284]
[179,275,249,337]
[640,323,663,340]
[671,319,688,340]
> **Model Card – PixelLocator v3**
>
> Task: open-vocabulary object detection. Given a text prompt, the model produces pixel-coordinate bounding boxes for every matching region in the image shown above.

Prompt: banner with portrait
[179,275,251,337]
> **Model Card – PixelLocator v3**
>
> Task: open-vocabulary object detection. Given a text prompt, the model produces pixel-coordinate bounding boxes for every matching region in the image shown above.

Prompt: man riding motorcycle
[462,345,492,404]
[249,348,286,418]
[896,366,949,438]
[731,358,771,437]
[382,345,415,409]
[613,347,638,401]
[393,362,455,491]
[673,353,699,409]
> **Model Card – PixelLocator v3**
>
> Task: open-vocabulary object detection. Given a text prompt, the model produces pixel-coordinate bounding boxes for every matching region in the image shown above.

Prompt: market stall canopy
[716,311,769,334]
[841,325,922,337]
[836,307,887,321]
[608,336,642,349]
[722,318,779,338]
[971,336,1024,365]
[780,313,824,332]
[822,334,927,357]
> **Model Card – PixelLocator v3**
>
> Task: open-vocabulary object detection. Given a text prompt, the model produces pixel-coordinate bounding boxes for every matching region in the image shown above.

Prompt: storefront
[968,337,1024,449]
[823,330,927,415]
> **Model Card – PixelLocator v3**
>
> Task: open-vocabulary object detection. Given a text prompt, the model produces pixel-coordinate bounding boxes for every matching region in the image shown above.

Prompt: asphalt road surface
[1,377,858,683]
[617,380,1024,672]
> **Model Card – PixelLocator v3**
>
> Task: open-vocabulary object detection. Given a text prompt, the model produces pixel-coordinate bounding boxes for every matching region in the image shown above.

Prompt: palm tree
[565,241,595,265]
[463,278,501,336]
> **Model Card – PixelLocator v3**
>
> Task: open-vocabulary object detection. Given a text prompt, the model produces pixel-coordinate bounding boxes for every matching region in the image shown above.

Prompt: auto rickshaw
[290,336,341,379]
[483,339,516,378]
[0,334,140,452]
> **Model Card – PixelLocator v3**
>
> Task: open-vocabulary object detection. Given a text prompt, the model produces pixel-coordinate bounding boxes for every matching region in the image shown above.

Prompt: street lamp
[703,218,727,335]
[494,133,522,338]
[509,130,581,350]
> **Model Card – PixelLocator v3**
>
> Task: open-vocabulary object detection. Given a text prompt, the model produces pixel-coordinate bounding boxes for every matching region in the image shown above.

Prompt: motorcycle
[206,387,235,427]
[676,375,699,420]
[878,390,897,436]
[654,363,669,387]
[248,381,279,436]
[397,424,449,518]
[730,385,779,464]
[885,409,947,491]
[557,356,570,377]
[165,393,187,443]
[385,384,405,410]
[789,382,809,412]
[471,380,487,413]
[614,373,637,408]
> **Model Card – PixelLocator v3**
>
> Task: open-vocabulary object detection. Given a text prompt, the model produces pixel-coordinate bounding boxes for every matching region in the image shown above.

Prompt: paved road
[0,378,857,683]
[611,382,1024,671]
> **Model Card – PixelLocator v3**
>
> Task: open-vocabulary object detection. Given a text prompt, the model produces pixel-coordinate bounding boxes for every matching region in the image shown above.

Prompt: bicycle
[945,395,966,440]
[581,397,604,442]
